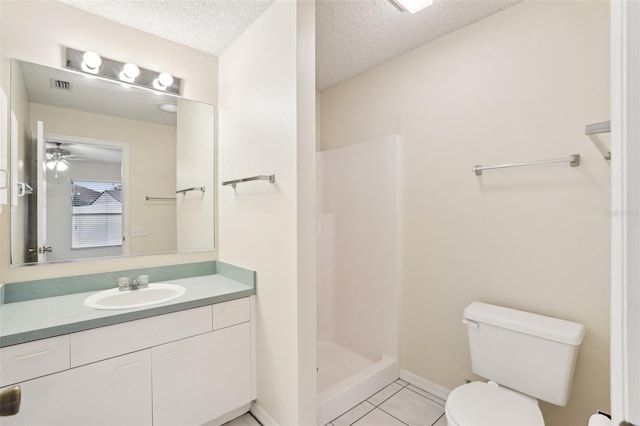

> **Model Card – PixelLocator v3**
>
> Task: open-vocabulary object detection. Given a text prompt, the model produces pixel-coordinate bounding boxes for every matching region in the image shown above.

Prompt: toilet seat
[445,381,545,426]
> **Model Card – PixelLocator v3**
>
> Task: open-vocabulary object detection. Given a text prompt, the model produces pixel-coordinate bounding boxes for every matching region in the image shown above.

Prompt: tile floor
[224,379,447,426]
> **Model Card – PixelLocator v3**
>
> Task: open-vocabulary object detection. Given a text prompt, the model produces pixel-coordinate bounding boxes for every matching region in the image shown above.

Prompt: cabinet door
[0,351,152,426]
[152,322,251,425]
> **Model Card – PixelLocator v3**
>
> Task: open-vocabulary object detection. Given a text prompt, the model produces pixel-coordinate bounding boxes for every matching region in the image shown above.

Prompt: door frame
[610,1,639,424]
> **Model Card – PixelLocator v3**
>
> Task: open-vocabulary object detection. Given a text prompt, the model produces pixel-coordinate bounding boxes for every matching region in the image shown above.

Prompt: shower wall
[317,135,399,360]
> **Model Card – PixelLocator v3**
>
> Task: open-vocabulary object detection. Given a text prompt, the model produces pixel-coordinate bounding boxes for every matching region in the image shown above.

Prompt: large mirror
[10,59,215,266]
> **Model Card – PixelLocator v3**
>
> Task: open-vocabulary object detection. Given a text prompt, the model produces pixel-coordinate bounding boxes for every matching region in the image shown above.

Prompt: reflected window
[71,180,122,249]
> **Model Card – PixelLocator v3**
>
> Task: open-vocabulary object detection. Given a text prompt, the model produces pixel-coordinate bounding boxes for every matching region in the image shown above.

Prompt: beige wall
[29,103,177,257]
[218,0,316,424]
[0,0,218,283]
[319,2,610,425]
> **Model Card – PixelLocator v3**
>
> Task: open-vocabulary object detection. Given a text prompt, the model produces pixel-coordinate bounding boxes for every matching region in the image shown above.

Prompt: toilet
[445,302,585,426]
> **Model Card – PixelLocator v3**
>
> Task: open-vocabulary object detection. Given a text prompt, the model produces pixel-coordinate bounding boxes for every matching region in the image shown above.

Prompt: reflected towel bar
[222,174,275,189]
[176,186,205,195]
[473,154,581,176]
[145,196,176,201]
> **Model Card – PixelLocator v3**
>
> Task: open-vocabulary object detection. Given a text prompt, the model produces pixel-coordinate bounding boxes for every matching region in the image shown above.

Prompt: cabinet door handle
[0,386,21,416]
[13,349,51,361]
[160,348,184,358]
[116,360,143,370]
[225,307,241,313]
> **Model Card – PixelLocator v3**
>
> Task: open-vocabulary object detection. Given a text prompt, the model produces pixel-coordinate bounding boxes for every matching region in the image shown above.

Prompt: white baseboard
[203,403,251,426]
[400,369,451,402]
[250,401,279,426]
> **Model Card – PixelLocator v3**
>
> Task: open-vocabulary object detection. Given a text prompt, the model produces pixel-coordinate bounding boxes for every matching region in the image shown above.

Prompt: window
[71,180,122,249]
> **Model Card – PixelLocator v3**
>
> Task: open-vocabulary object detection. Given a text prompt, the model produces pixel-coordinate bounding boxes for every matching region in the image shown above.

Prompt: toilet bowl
[445,381,544,426]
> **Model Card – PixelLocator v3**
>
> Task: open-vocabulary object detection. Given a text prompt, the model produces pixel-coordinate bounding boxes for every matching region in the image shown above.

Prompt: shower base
[317,341,398,425]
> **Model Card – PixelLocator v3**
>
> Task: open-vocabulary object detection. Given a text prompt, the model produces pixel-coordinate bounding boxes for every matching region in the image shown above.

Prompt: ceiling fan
[46,142,85,177]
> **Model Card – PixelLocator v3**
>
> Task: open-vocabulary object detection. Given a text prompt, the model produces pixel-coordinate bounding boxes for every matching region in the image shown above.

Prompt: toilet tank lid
[464,302,585,345]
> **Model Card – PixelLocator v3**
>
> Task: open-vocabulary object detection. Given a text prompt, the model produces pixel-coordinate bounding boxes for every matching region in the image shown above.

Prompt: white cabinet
[0,350,152,426]
[152,322,251,425]
[0,297,254,426]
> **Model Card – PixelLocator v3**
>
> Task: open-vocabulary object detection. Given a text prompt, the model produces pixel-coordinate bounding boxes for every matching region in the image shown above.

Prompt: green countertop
[0,274,255,348]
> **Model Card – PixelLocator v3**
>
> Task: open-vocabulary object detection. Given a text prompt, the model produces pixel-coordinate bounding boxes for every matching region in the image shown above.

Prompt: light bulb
[81,51,102,74]
[153,72,174,90]
[158,72,173,87]
[57,161,69,171]
[120,63,140,82]
[46,160,56,170]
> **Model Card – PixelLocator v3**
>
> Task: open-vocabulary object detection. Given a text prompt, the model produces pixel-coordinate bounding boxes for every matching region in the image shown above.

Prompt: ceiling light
[119,62,140,83]
[157,103,178,113]
[153,72,174,91]
[81,51,102,74]
[392,0,433,14]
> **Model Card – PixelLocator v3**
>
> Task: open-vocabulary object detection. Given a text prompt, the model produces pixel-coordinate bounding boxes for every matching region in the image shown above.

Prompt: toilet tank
[463,302,585,406]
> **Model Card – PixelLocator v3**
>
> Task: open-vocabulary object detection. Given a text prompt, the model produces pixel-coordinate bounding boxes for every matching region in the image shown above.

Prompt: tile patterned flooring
[224,379,447,426]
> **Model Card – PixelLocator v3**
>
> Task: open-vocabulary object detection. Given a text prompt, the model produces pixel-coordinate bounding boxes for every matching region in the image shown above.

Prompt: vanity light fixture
[391,0,433,13]
[65,47,182,95]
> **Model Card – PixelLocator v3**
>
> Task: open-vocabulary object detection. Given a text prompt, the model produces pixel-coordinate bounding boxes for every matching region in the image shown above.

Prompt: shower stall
[316,135,399,425]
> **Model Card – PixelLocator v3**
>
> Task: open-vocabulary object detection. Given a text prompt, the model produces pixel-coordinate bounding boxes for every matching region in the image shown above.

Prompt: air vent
[50,78,72,91]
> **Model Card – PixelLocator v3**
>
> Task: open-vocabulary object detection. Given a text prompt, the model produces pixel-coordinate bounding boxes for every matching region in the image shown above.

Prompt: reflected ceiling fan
[46,142,85,177]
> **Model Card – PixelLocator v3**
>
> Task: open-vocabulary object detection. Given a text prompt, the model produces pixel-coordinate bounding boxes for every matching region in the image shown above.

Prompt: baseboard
[400,369,451,401]
[250,401,279,426]
[203,403,251,426]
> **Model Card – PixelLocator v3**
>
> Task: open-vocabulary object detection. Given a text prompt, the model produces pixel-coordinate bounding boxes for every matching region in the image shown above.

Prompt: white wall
[319,2,610,425]
[317,136,399,360]
[0,0,218,283]
[218,0,316,424]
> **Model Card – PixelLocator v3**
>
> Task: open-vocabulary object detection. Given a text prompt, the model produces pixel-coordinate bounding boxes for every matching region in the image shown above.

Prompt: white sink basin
[84,283,185,310]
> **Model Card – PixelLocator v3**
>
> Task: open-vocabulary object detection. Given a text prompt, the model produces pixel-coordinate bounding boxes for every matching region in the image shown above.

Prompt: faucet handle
[138,275,149,285]
[118,277,129,290]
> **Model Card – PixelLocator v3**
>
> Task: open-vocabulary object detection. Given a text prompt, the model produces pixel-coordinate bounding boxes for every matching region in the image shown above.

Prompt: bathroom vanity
[0,271,256,426]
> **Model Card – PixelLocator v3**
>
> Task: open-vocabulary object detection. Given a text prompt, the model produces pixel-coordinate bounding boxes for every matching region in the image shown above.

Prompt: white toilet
[445,302,586,426]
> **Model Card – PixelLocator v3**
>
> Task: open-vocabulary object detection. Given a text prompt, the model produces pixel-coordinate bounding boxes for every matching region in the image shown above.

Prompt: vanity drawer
[212,297,250,330]
[70,306,212,367]
[0,335,70,386]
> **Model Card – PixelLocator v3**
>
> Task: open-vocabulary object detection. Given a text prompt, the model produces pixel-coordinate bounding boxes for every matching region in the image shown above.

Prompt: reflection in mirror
[10,59,215,266]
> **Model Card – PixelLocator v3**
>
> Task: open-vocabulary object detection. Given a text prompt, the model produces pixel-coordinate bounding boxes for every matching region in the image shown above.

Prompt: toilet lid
[446,382,544,426]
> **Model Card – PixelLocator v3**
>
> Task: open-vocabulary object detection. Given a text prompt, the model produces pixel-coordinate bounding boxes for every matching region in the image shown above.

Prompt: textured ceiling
[57,0,522,91]
[58,0,276,56]
[316,0,521,90]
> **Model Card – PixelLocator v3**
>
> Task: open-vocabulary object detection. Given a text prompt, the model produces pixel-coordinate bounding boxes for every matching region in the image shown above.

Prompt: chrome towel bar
[176,186,205,195]
[473,154,580,176]
[585,120,610,135]
[222,174,275,189]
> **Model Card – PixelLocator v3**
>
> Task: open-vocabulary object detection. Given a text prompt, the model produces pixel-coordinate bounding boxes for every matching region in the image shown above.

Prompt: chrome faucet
[118,275,149,291]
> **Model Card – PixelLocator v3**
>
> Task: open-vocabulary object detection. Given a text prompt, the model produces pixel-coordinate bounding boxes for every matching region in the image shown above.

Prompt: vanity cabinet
[0,297,254,425]
[0,350,152,426]
[152,323,251,425]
